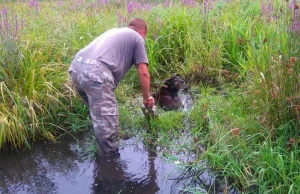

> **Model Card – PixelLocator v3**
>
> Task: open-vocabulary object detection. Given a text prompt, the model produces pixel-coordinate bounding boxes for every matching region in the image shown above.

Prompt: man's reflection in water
[91,143,160,194]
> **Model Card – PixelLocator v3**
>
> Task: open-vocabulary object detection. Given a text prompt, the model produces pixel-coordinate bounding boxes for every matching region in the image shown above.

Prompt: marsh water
[0,91,238,194]
[0,134,231,194]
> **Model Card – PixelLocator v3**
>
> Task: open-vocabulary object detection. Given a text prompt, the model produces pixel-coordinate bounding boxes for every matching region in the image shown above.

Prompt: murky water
[0,132,238,194]
[0,91,239,194]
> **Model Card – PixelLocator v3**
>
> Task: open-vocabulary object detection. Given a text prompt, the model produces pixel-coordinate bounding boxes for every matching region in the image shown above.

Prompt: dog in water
[153,74,186,111]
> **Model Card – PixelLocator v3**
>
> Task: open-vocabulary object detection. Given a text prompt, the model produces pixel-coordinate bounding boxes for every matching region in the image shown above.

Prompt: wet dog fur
[153,74,185,111]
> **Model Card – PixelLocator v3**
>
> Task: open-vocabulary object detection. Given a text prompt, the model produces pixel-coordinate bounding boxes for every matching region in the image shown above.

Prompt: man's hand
[144,96,155,108]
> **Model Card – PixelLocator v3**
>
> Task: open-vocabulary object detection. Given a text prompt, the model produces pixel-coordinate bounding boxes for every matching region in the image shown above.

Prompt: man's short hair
[128,18,148,32]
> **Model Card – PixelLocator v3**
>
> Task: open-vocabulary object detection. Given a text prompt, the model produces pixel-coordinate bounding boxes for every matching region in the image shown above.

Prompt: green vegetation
[0,0,299,193]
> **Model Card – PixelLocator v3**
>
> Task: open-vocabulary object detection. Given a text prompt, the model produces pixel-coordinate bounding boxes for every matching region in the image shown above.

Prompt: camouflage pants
[68,60,119,156]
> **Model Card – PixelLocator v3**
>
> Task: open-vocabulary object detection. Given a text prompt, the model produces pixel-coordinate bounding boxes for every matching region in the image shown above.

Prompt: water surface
[0,132,237,194]
[0,91,239,194]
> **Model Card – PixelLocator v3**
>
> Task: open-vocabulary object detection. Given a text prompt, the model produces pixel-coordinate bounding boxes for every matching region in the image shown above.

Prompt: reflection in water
[0,133,237,194]
[0,138,82,194]
[92,143,159,194]
[0,134,179,194]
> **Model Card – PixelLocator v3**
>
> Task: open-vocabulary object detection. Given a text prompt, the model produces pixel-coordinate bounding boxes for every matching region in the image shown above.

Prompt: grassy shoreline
[0,0,299,193]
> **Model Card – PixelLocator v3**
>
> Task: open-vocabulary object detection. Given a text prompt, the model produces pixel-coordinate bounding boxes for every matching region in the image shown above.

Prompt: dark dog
[153,74,186,111]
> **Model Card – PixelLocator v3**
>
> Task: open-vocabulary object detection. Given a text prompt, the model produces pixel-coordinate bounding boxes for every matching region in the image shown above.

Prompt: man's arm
[137,63,154,108]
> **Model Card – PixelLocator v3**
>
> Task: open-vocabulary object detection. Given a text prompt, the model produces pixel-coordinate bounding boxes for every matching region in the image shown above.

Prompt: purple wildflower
[203,0,208,14]
[144,4,151,11]
[0,9,23,41]
[1,7,8,16]
[209,0,214,10]
[260,2,273,19]
[28,0,40,12]
[290,0,296,10]
[163,0,170,8]
[134,2,142,11]
[1,7,9,30]
[203,0,213,14]
[57,1,64,7]
[127,2,133,14]
[291,6,300,32]
[182,0,196,6]
[29,0,35,7]
[35,1,40,12]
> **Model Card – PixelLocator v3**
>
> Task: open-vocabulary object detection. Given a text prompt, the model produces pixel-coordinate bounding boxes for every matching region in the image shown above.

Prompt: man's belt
[74,56,100,65]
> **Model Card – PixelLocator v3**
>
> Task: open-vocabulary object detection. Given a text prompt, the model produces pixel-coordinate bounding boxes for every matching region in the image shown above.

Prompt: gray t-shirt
[76,27,148,84]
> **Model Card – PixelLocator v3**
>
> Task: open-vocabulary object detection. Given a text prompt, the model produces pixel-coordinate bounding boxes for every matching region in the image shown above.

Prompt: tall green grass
[0,0,300,192]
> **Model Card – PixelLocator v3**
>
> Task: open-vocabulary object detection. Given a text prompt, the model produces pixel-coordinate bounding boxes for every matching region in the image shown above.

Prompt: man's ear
[138,29,147,38]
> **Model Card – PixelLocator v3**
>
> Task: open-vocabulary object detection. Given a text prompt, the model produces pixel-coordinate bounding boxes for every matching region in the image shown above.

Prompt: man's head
[128,18,148,39]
